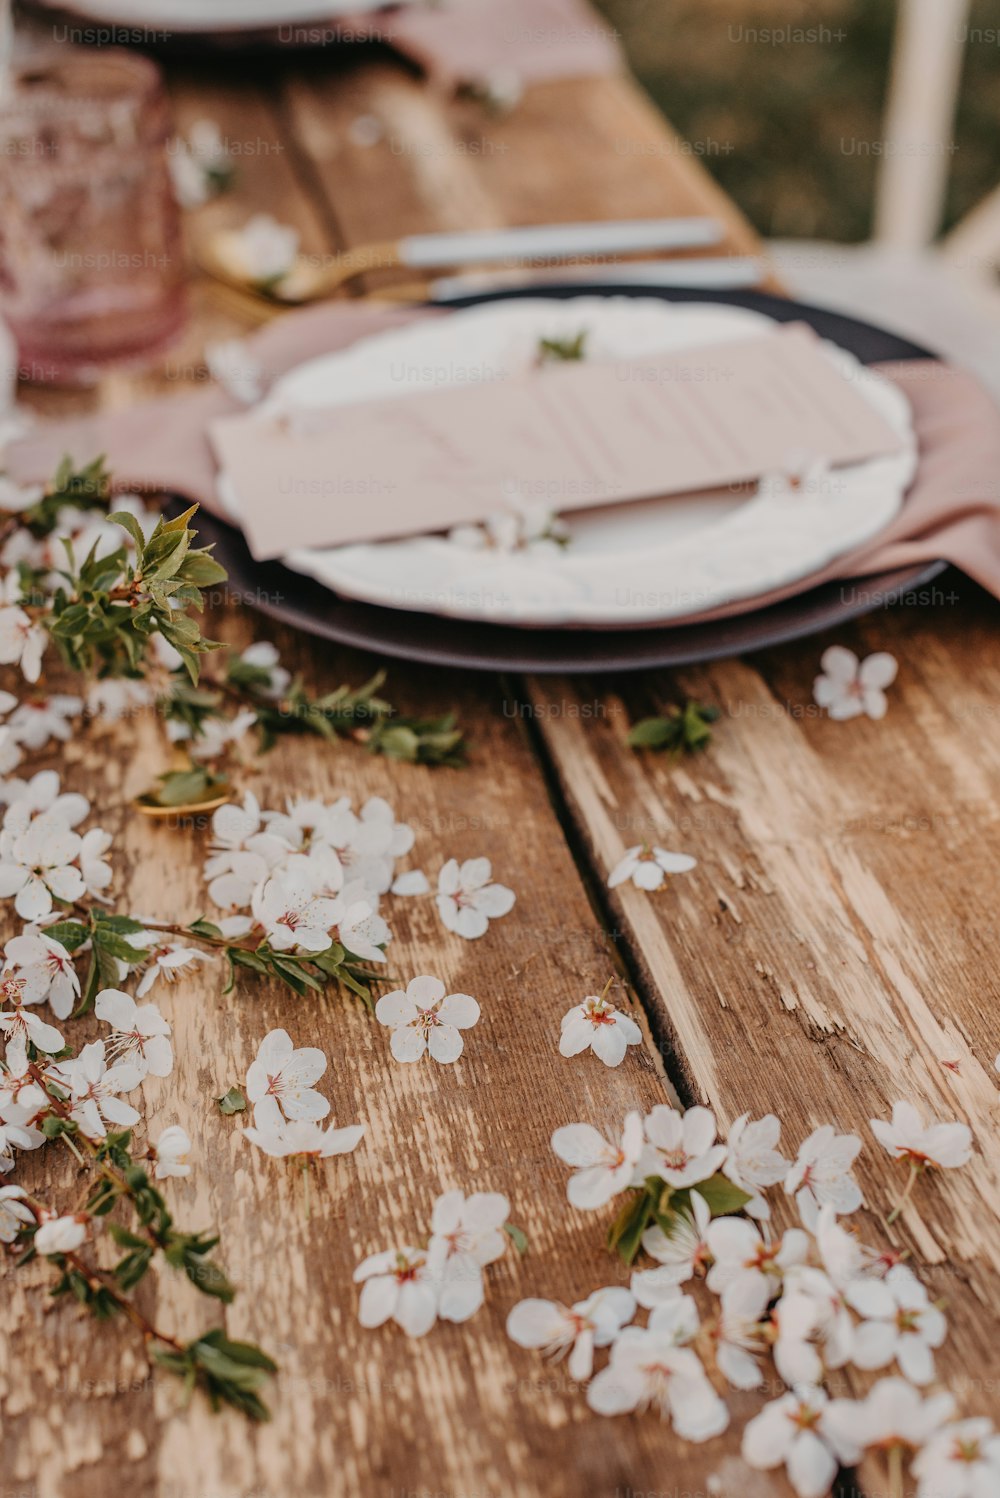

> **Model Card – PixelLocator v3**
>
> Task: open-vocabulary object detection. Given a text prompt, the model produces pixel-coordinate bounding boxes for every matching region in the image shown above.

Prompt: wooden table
[5,39,999,1498]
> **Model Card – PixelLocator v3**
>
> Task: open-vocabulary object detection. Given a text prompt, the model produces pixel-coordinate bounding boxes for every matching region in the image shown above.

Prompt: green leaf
[680,1172,753,1218]
[41,920,89,952]
[503,1222,529,1255]
[217,1086,246,1116]
[626,716,676,750]
[183,1255,235,1303]
[627,701,719,757]
[606,1188,655,1265]
[138,766,230,809]
[109,510,147,552]
[538,330,588,362]
[197,1330,277,1373]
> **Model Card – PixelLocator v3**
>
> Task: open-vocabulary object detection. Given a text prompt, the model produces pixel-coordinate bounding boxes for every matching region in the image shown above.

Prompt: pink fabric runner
[7,301,1000,618]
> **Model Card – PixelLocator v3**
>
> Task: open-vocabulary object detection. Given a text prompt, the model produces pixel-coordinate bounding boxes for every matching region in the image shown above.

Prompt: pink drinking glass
[0,48,186,385]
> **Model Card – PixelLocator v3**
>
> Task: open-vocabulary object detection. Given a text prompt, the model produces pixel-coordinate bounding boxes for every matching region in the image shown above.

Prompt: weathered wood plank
[2,55,796,1498]
[3,622,778,1498]
[525,592,1000,1479]
[281,65,772,290]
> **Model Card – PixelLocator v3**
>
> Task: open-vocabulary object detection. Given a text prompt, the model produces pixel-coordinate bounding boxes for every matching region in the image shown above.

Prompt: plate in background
[217,297,918,628]
[184,284,948,673]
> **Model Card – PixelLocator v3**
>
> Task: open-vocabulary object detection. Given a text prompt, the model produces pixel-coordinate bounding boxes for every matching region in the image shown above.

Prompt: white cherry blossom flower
[559,989,642,1067]
[169,140,212,208]
[3,926,79,1019]
[0,473,41,513]
[436,857,515,939]
[639,1292,701,1347]
[85,675,155,723]
[634,1189,712,1300]
[742,1385,861,1498]
[0,605,47,682]
[0,1117,40,1169]
[870,1100,973,1172]
[209,791,286,856]
[551,1111,644,1211]
[236,641,290,699]
[785,1124,862,1227]
[724,1112,790,1219]
[826,1376,955,1458]
[79,827,113,898]
[205,338,264,406]
[813,1202,902,1287]
[243,1095,363,1161]
[711,1273,771,1389]
[251,870,338,952]
[151,1124,192,1180]
[587,1327,729,1441]
[205,791,291,909]
[506,1287,636,1380]
[641,1105,727,1190]
[375,975,479,1064]
[705,1217,809,1298]
[35,1213,88,1256]
[0,726,22,777]
[0,987,64,1074]
[849,1263,947,1385]
[259,796,322,850]
[774,1265,856,1384]
[290,842,344,901]
[328,883,390,963]
[135,938,212,997]
[814,646,898,722]
[391,868,430,896]
[354,1244,438,1338]
[427,1189,510,1322]
[6,695,81,751]
[0,808,86,920]
[450,503,567,555]
[323,796,413,896]
[0,1183,33,1241]
[0,1071,47,1121]
[219,213,299,286]
[607,844,696,892]
[1,769,88,825]
[94,988,173,1079]
[912,1418,1000,1498]
[246,1028,330,1122]
[174,706,257,763]
[52,1039,142,1139]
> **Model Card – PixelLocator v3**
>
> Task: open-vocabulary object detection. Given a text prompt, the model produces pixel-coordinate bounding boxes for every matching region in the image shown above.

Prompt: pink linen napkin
[7,303,1000,612]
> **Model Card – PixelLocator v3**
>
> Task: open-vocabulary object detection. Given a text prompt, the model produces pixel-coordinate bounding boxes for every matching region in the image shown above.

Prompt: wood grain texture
[2,627,779,1498]
[526,593,1000,1482]
[1,49,798,1498]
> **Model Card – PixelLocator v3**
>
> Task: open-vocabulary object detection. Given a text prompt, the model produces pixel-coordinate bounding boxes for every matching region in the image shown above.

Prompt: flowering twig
[5,1055,276,1420]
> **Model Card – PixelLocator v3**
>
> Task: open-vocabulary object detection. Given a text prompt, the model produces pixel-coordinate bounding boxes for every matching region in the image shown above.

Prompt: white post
[873,0,970,250]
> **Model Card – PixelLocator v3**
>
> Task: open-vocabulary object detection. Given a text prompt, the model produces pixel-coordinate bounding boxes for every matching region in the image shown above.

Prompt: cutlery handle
[398,219,723,268]
[427,257,764,299]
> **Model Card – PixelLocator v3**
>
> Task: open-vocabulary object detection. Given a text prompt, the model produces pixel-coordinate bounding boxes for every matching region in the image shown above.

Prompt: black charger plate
[190,284,948,673]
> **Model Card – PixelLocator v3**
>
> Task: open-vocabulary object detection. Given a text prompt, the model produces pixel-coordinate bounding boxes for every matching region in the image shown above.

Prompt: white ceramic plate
[40,0,410,32]
[218,297,917,628]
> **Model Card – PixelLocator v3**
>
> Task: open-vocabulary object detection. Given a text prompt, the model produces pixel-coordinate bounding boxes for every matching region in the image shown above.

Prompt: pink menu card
[209,325,904,560]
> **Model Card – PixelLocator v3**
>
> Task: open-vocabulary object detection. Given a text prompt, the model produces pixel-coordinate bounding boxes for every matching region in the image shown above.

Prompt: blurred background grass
[595,0,1000,242]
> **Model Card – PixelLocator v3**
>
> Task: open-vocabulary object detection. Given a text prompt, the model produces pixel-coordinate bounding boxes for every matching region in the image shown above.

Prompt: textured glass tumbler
[0,49,186,385]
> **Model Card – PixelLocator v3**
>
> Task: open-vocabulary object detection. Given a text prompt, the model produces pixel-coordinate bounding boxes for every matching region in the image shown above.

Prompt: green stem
[887,1442,904,1498]
[886,1160,920,1226]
